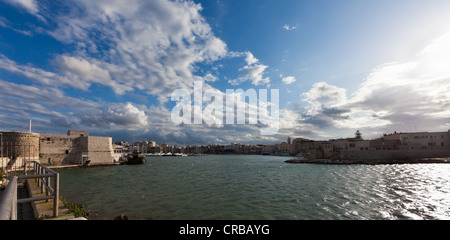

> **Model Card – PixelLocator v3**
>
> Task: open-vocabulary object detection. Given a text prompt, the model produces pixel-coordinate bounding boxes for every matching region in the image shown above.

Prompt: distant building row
[114,130,450,160]
[290,130,450,160]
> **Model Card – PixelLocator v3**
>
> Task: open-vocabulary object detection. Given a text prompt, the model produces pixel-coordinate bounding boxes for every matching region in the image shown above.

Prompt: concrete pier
[19,180,73,220]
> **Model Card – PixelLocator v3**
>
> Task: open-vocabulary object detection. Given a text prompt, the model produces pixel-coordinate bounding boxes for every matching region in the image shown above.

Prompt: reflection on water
[56,155,450,220]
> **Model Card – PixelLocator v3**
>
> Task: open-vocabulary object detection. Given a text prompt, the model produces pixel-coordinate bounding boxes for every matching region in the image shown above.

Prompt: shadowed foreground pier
[21,179,73,220]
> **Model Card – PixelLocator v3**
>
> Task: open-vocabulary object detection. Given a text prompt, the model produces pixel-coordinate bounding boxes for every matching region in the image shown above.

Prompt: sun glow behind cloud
[300,30,450,137]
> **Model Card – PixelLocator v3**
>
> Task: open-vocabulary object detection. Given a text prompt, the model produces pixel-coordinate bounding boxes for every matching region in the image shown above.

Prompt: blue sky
[1,0,450,145]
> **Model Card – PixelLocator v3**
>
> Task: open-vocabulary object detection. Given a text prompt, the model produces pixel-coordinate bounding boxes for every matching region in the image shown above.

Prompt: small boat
[146,152,163,157]
[172,153,188,157]
[126,151,146,165]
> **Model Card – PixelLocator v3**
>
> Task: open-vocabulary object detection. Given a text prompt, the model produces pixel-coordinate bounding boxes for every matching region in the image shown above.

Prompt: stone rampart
[39,132,114,166]
[87,136,114,165]
[1,132,40,159]
[39,135,77,165]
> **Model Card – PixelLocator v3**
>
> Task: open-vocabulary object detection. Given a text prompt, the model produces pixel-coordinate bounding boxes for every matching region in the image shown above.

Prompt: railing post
[45,176,49,202]
[12,179,17,220]
[34,162,37,182]
[37,164,40,185]
[53,173,59,217]
[40,166,44,193]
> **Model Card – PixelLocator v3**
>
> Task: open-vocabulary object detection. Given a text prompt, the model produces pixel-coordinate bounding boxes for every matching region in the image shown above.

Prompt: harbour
[1,0,450,232]
[55,155,450,220]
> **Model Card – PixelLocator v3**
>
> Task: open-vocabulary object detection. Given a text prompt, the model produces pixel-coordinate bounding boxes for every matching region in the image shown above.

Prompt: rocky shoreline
[285,157,450,165]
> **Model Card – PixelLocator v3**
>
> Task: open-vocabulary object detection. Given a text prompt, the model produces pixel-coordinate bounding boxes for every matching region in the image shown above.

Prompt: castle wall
[39,135,80,165]
[1,132,40,159]
[87,136,114,165]
[0,132,40,171]
[67,130,88,137]
[39,132,113,166]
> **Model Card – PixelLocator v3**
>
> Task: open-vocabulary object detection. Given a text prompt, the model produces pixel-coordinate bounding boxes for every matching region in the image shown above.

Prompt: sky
[1,0,450,145]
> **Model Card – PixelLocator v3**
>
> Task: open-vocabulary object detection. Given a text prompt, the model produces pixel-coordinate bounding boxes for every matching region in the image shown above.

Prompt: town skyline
[1,0,450,145]
[115,129,450,163]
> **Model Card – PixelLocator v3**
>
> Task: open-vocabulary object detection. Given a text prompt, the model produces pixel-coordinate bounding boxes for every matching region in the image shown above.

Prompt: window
[65,150,69,154]
[442,143,445,147]
[47,138,50,141]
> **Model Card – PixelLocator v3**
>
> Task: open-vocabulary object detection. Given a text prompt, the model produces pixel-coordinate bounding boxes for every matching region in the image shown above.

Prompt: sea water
[55,155,450,220]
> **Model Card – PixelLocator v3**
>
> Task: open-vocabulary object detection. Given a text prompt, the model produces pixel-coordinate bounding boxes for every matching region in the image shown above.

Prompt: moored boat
[126,151,146,164]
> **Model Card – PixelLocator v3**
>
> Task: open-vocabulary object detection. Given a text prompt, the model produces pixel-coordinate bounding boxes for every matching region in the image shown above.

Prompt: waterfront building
[279,141,291,153]
[291,130,450,161]
[160,143,169,153]
[148,141,156,148]
[112,145,125,162]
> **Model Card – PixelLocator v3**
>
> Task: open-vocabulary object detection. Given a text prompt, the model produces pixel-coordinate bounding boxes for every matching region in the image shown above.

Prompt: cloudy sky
[1,0,450,145]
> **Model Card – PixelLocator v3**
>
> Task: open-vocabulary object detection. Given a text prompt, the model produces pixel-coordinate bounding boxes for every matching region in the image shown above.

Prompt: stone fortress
[1,130,115,169]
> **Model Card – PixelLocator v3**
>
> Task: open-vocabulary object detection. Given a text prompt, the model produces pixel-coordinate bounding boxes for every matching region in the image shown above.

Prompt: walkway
[18,179,74,220]
[17,183,33,220]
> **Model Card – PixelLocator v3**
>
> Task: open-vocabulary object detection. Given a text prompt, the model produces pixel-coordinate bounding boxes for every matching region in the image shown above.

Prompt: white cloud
[0,55,67,86]
[0,79,97,109]
[239,64,270,86]
[80,102,149,129]
[0,16,33,36]
[245,52,259,65]
[44,0,227,101]
[56,55,133,95]
[351,32,450,116]
[4,0,39,15]
[203,72,218,82]
[228,51,270,86]
[4,0,45,21]
[0,79,102,132]
[105,103,149,128]
[299,32,450,138]
[283,24,296,31]
[0,54,134,94]
[281,76,296,84]
[303,82,347,108]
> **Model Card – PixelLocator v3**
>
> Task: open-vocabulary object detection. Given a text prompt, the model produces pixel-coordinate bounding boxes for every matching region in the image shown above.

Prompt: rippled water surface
[56,155,450,220]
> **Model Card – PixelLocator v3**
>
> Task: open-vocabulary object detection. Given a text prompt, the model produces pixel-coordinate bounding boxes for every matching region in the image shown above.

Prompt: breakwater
[285,157,450,165]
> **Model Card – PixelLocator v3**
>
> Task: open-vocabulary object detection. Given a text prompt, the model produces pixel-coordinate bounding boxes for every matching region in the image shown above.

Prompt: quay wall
[341,149,450,161]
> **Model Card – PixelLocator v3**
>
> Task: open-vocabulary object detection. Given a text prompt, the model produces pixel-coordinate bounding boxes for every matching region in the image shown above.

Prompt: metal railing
[0,161,59,220]
[0,176,18,220]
